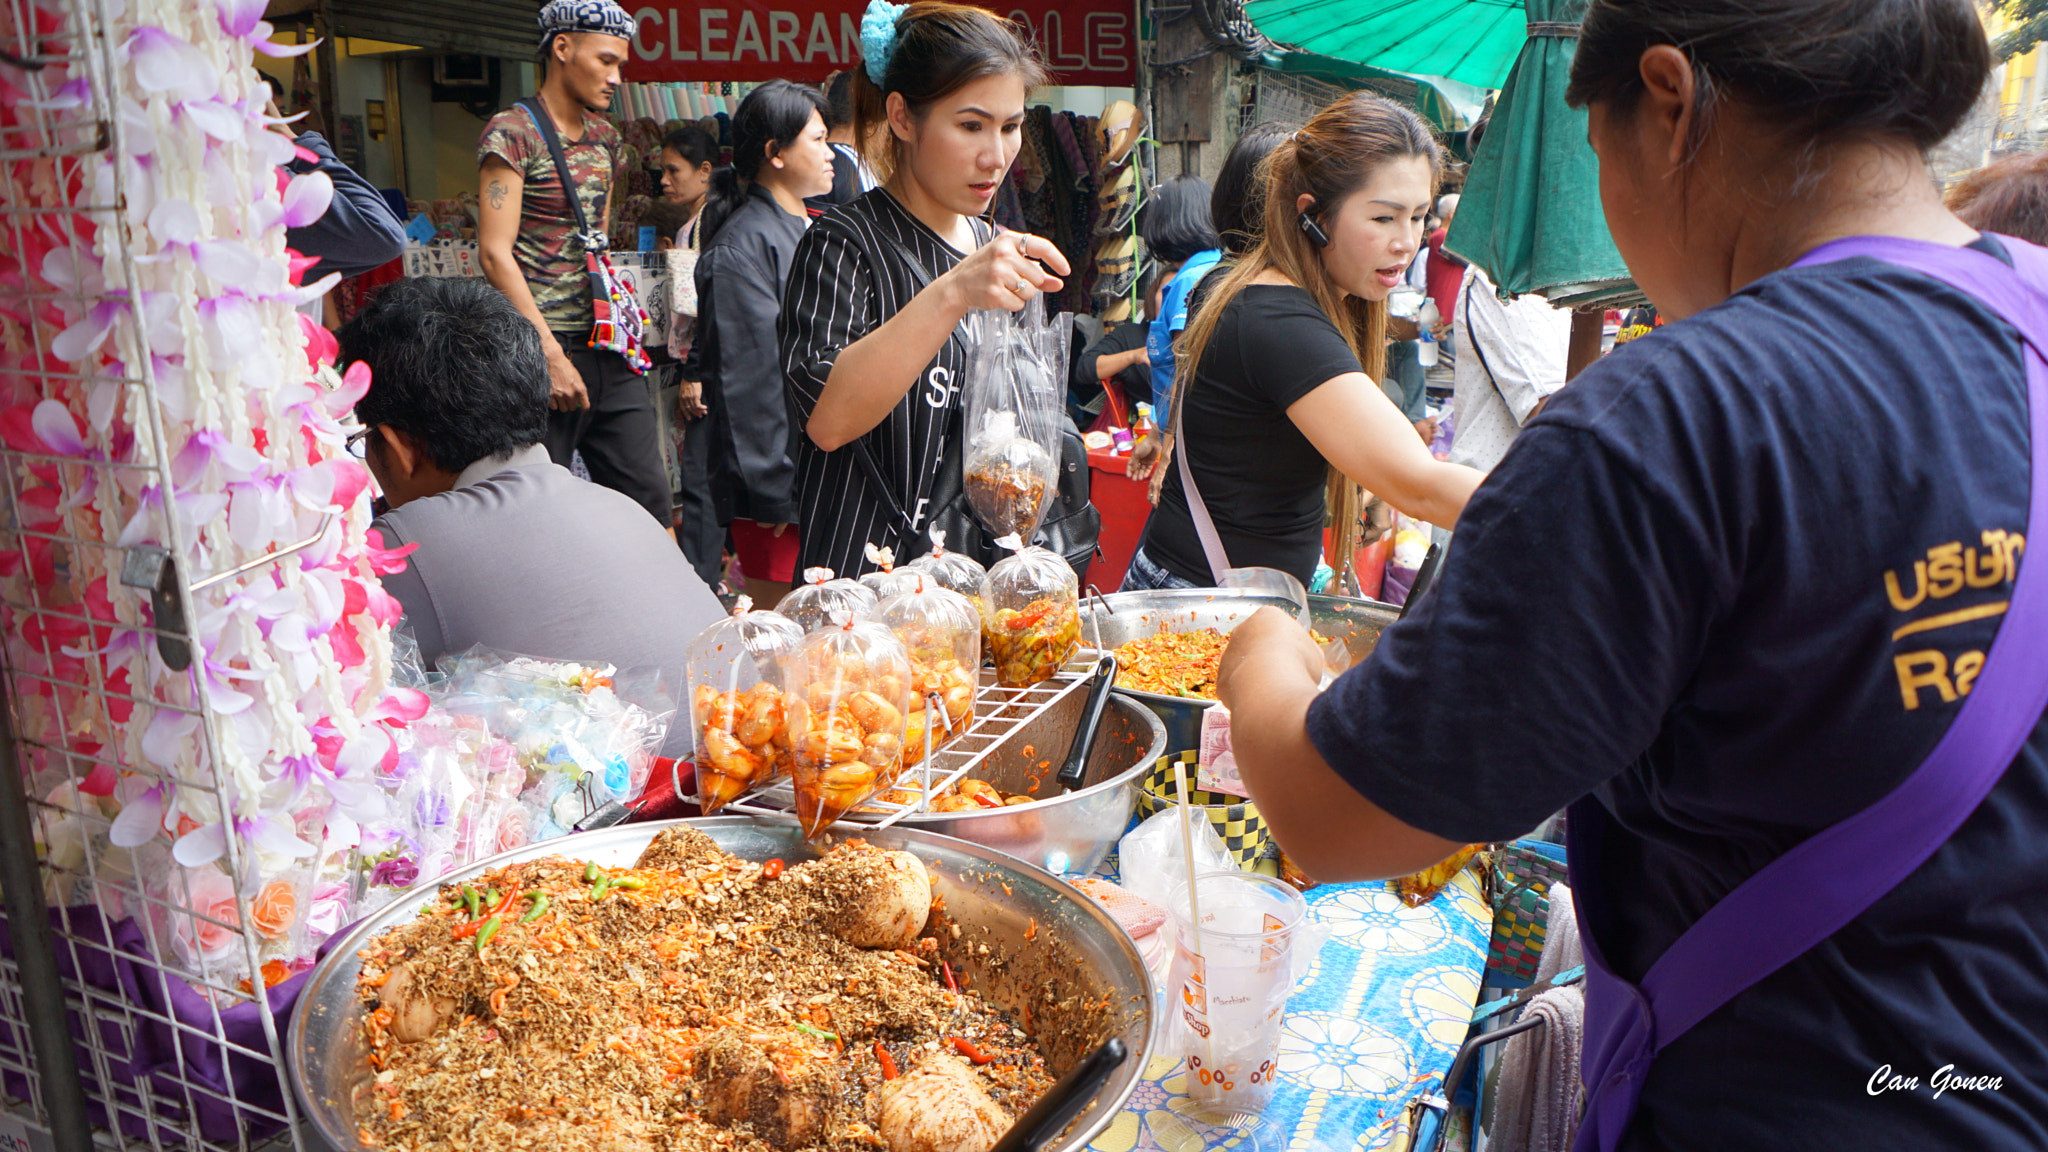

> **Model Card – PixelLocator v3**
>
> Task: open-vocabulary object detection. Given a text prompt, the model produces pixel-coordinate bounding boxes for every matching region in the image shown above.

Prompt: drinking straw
[1173,759,1218,1082]
[1173,759,1203,953]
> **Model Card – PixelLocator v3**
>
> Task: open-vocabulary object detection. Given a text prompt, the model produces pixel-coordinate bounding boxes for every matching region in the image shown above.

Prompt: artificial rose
[250,880,296,938]
[181,869,240,963]
[369,856,419,889]
[495,806,528,853]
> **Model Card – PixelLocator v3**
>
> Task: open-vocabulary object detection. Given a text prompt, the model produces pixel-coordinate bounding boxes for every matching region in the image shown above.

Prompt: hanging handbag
[519,98,653,374]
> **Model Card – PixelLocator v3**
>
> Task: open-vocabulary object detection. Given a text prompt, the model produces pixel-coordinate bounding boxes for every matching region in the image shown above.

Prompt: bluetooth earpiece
[1297,211,1330,249]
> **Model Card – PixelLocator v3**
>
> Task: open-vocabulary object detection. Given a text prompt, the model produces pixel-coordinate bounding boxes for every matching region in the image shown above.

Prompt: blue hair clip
[860,0,908,84]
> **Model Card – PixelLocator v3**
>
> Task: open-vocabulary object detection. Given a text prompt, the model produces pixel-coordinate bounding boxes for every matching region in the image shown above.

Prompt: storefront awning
[1256,48,1487,133]
[1244,0,1528,92]
[266,0,540,60]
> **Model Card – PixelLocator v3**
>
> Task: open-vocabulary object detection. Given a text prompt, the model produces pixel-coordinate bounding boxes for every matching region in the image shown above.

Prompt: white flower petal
[280,170,333,228]
[171,822,227,866]
[109,786,166,847]
[145,197,201,245]
[194,238,262,285]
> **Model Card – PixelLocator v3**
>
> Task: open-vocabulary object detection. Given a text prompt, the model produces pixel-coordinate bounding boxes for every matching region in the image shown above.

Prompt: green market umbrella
[1244,0,1528,92]
[1441,0,1642,308]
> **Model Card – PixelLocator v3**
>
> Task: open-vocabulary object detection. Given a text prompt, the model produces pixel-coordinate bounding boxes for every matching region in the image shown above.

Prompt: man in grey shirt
[339,277,724,688]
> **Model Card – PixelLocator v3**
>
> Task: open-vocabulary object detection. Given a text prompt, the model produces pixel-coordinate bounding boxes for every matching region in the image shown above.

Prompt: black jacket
[696,183,808,524]
[285,132,407,280]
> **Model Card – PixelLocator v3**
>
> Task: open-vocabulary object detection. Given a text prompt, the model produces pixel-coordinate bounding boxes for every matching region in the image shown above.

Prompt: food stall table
[1086,447,1152,592]
[1088,870,1490,1152]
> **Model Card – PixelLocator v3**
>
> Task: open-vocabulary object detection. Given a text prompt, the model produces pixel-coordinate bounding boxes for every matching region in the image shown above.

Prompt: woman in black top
[1127,95,1481,590]
[780,0,1069,577]
[696,81,836,607]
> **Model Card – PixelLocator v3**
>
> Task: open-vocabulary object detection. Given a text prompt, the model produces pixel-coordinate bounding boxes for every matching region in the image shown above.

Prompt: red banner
[622,1,1135,87]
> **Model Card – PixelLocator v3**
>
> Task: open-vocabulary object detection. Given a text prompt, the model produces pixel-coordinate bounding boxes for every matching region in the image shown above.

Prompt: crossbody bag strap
[1463,275,1508,410]
[1172,384,1233,584]
[1632,234,2048,1052]
[519,98,600,243]
[844,217,970,540]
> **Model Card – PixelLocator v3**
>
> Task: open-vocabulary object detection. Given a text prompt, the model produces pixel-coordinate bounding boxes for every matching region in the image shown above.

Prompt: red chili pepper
[1007,603,1051,631]
[452,918,484,940]
[761,859,786,881]
[971,791,1003,809]
[875,1041,899,1080]
[940,961,958,993]
[947,1036,994,1064]
[485,890,518,919]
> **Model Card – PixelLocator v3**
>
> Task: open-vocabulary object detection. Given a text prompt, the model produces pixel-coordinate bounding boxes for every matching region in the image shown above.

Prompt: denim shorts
[1121,545,1201,591]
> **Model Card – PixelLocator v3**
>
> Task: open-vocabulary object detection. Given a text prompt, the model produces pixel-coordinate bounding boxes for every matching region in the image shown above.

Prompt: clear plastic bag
[434,650,675,839]
[685,596,808,813]
[872,575,982,766]
[781,566,882,632]
[985,535,1081,687]
[782,613,913,837]
[908,527,992,626]
[859,543,922,603]
[962,296,1071,540]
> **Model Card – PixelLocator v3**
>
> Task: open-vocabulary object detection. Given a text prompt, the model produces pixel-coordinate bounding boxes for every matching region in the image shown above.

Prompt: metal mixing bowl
[288,819,1154,1152]
[850,691,1164,876]
[1081,590,1400,752]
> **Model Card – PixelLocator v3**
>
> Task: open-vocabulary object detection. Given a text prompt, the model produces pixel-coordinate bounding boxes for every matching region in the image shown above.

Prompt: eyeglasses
[345,427,374,460]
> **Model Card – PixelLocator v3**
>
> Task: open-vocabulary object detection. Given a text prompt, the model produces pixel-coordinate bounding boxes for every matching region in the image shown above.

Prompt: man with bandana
[477,0,674,533]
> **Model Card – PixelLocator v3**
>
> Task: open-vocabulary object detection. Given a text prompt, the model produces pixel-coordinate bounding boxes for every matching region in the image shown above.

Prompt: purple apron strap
[1568,234,2048,1152]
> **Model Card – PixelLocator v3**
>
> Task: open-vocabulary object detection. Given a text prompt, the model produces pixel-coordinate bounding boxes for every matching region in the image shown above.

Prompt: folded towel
[1535,882,1582,984]
[1489,984,1585,1152]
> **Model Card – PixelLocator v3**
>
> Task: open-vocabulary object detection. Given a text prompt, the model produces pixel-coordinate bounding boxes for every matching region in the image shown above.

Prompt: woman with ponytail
[1124,93,1483,591]
[778,0,1070,576]
[694,79,835,605]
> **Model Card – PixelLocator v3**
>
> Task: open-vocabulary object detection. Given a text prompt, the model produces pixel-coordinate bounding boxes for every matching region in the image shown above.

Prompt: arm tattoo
[486,179,507,211]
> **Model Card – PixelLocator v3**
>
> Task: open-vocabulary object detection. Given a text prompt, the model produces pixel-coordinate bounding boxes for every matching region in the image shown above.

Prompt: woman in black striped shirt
[779,0,1071,577]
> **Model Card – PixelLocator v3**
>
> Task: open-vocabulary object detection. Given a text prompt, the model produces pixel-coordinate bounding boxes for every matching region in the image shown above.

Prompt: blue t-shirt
[1308,239,2048,1149]
[1148,248,1224,415]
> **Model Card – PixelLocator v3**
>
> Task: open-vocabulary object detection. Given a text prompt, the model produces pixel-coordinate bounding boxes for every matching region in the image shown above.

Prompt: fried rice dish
[353,830,1058,1152]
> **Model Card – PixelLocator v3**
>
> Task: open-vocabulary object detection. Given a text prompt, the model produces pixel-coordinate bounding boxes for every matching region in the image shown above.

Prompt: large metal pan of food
[1079,590,1400,752]
[289,818,1152,1152]
[844,688,1164,877]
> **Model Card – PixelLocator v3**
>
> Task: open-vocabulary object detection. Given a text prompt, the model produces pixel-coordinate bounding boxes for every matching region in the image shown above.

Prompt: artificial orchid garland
[0,0,415,989]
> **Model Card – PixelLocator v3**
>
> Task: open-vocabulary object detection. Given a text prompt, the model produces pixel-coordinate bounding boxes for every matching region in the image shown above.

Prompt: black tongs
[1056,654,1118,793]
[983,1037,1130,1152]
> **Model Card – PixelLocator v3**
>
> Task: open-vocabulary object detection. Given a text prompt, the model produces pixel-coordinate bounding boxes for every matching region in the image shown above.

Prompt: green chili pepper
[591,877,611,901]
[474,915,502,952]
[612,877,647,890]
[461,885,481,919]
[794,1022,840,1044]
[519,892,549,924]
[484,887,502,908]
[583,861,601,883]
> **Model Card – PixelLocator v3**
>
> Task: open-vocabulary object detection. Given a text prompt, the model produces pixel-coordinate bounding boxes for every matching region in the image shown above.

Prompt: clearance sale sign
[621,1,1137,86]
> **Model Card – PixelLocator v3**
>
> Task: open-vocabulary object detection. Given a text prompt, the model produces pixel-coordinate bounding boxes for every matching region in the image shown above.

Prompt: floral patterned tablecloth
[1088,870,1489,1152]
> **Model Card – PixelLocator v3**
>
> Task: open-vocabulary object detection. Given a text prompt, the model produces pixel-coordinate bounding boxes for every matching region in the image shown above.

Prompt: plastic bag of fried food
[872,574,982,767]
[985,536,1081,687]
[781,566,882,633]
[687,597,807,813]
[784,612,914,837]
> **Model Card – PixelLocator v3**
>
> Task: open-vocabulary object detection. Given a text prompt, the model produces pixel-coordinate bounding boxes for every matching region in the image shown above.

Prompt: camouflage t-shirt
[478,105,626,332]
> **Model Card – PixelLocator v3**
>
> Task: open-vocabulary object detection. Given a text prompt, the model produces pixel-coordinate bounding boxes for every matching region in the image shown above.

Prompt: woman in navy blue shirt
[1218,1,2048,1148]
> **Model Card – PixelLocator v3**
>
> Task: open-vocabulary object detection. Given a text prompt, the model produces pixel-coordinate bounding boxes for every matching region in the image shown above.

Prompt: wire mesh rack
[721,651,1104,830]
[0,0,314,1150]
